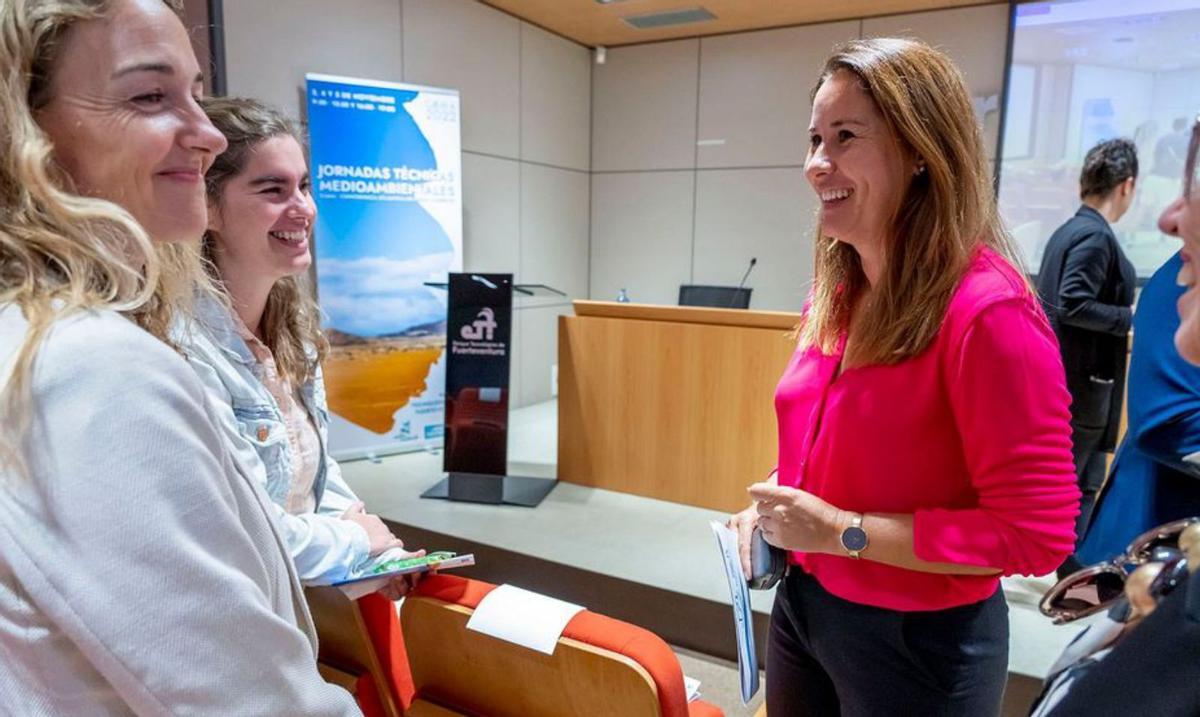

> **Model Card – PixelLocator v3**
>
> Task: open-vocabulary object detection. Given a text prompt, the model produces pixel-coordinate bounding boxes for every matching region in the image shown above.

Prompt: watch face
[841,526,868,552]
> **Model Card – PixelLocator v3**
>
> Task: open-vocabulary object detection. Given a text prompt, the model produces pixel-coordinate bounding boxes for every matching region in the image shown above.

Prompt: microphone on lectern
[730,257,757,308]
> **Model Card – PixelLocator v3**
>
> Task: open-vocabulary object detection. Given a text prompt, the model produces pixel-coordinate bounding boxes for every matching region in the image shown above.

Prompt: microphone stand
[729,257,757,309]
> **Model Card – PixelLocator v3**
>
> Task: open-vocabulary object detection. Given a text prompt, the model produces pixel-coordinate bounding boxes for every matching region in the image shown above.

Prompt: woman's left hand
[377,573,420,601]
[748,482,843,554]
[374,548,427,601]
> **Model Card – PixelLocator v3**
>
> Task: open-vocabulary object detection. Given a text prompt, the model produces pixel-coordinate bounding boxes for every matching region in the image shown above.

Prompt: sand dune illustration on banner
[320,255,450,434]
[307,74,462,454]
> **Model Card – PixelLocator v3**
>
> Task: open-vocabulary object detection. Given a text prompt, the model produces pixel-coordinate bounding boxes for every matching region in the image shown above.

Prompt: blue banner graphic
[306,73,462,458]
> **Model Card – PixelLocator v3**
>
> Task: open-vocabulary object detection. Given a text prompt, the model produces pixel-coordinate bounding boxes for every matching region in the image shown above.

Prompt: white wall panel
[696,22,859,169]
[508,308,524,410]
[521,25,592,171]
[516,305,570,407]
[592,40,700,172]
[223,0,403,118]
[590,171,694,306]
[862,4,1010,159]
[693,168,814,312]
[462,152,520,274]
[520,164,590,303]
[403,0,521,157]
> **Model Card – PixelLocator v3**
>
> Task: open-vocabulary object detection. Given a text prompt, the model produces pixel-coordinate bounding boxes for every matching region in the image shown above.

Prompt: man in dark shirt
[1036,138,1138,576]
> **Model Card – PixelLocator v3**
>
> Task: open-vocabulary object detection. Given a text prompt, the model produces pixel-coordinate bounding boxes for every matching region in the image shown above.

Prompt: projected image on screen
[999,0,1200,278]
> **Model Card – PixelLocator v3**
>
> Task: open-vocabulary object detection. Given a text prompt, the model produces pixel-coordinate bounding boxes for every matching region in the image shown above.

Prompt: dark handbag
[749,526,787,590]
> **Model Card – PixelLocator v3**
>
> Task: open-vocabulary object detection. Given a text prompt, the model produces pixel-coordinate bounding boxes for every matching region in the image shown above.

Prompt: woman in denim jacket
[180,96,415,589]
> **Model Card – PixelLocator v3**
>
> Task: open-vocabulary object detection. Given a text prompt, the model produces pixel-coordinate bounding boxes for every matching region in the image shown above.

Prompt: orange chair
[306,587,416,717]
[401,575,724,717]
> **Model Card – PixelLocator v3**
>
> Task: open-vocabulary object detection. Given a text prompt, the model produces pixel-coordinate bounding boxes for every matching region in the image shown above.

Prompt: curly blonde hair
[800,38,1024,366]
[201,96,327,386]
[0,0,201,470]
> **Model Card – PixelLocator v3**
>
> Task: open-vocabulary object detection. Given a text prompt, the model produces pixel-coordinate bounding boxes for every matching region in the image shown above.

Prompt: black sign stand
[420,274,561,507]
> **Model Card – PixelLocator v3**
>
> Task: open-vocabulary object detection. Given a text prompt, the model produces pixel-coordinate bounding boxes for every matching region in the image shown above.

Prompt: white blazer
[0,306,360,716]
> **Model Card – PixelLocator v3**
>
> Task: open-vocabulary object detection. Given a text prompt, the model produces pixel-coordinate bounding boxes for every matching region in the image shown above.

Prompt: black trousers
[766,570,1009,717]
[1070,420,1108,541]
[1058,420,1109,578]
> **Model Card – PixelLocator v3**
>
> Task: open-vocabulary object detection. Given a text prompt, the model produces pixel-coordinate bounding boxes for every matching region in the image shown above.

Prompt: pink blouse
[776,247,1080,611]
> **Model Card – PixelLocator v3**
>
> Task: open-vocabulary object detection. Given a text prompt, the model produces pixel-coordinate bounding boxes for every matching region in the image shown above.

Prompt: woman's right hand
[727,504,759,581]
[341,502,405,555]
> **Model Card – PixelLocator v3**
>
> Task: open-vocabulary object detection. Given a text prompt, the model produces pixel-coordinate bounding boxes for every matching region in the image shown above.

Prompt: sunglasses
[1040,518,1198,624]
[1187,114,1200,202]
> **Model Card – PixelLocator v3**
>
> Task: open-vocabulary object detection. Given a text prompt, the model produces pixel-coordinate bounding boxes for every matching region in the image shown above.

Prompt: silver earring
[915,165,926,175]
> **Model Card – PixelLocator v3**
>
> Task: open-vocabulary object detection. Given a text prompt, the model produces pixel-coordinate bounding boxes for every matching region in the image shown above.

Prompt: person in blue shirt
[1076,250,1200,566]
[1041,118,1200,717]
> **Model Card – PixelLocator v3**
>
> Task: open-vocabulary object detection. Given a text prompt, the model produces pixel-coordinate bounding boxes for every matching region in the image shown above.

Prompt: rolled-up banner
[305,73,463,459]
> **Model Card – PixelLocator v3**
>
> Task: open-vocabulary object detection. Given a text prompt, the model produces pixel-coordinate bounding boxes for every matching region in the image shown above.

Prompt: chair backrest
[306,587,414,717]
[402,576,698,717]
[678,285,752,309]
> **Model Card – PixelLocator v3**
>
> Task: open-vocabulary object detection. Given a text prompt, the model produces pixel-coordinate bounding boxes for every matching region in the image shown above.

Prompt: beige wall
[221,0,590,408]
[219,1,1012,402]
[590,3,1011,312]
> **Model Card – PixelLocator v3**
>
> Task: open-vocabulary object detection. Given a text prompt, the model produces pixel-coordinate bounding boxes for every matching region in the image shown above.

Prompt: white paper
[710,520,760,704]
[337,577,388,602]
[684,675,701,703]
[466,584,585,655]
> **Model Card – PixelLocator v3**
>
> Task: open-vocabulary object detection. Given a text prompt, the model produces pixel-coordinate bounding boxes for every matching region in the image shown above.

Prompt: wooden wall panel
[483,0,998,48]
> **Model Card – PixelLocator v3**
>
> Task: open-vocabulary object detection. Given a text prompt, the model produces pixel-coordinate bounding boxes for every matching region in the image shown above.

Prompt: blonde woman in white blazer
[0,1,360,714]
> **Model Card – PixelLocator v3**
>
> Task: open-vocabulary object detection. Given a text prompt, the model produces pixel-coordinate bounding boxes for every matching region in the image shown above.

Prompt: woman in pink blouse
[728,39,1079,716]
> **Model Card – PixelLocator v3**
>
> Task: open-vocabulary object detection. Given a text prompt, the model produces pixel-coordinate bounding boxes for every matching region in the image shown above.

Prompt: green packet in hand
[368,550,459,575]
[331,549,476,600]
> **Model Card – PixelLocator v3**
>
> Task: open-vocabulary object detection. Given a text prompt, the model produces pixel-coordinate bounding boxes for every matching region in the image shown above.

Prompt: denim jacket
[175,296,371,584]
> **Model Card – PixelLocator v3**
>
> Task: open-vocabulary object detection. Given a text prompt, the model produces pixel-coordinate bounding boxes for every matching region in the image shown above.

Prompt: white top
[0,305,360,716]
[177,296,371,584]
[230,314,321,515]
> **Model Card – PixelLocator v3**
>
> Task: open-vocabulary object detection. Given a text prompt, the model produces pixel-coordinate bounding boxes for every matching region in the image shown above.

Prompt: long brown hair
[799,38,1022,365]
[201,96,327,385]
[0,0,197,471]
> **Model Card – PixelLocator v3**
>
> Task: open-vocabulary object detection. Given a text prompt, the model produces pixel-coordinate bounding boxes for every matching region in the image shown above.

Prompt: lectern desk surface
[572,300,798,329]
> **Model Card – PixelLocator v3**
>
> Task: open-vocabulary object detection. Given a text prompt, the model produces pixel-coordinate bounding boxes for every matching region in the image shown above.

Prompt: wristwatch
[840,513,869,559]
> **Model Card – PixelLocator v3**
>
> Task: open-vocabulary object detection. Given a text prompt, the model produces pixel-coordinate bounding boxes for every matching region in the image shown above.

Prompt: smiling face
[1162,192,1200,364]
[1165,119,1200,364]
[805,70,916,259]
[208,135,315,286]
[34,0,227,244]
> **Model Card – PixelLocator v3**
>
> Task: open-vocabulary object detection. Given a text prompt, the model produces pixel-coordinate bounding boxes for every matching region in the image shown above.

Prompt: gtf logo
[461,307,498,341]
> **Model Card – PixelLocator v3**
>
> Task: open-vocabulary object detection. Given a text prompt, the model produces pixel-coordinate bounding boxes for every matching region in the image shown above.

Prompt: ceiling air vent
[622,7,716,30]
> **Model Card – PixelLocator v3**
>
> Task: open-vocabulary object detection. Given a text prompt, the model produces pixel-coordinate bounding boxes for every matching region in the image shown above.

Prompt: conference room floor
[339,399,1091,713]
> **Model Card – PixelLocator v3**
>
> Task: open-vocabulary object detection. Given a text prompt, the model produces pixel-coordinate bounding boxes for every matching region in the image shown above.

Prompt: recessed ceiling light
[623,7,717,29]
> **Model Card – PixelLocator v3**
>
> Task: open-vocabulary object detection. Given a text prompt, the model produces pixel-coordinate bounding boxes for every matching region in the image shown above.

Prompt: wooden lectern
[558,301,801,514]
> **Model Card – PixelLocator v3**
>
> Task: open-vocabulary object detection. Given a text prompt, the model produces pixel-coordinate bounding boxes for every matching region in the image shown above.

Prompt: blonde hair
[799,38,1023,365]
[0,0,200,470]
[201,96,327,386]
